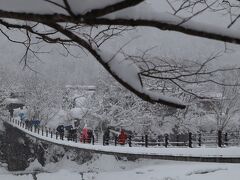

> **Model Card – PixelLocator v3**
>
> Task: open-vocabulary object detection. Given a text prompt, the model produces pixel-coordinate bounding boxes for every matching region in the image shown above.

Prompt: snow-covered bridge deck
[3,118,240,163]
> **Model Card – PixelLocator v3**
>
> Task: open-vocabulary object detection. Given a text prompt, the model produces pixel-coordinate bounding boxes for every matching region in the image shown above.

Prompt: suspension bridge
[2,117,240,163]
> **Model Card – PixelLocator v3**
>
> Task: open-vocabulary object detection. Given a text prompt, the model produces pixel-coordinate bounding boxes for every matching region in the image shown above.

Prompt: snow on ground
[1,154,240,180]
[83,159,240,180]
[0,169,33,180]
[37,170,82,180]
[0,174,33,180]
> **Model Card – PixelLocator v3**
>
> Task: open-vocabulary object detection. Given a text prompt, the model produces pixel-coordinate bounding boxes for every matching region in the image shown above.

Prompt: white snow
[1,155,240,180]
[70,107,88,119]
[4,98,21,104]
[46,109,68,129]
[97,48,185,107]
[0,173,33,180]
[85,160,240,180]
[37,169,81,180]
[1,0,239,42]
[25,159,44,172]
[2,0,239,108]
[98,49,143,91]
[104,3,240,41]
[143,88,185,106]
[0,0,124,15]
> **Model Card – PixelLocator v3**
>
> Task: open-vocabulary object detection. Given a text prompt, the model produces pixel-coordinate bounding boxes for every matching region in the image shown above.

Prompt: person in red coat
[118,129,127,145]
[80,125,89,143]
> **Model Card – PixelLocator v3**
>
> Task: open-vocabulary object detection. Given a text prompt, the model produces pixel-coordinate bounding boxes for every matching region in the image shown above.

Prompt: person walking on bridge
[103,128,110,145]
[118,129,127,145]
[57,125,65,140]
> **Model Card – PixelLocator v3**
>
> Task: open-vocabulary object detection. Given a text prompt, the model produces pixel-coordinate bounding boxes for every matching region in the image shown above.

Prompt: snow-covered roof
[4,98,22,104]
[70,107,88,119]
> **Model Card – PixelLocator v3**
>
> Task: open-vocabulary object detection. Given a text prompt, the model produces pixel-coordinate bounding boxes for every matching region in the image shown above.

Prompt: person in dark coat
[68,128,77,141]
[25,119,30,129]
[103,128,110,145]
[9,109,14,118]
[87,129,93,143]
[57,125,65,140]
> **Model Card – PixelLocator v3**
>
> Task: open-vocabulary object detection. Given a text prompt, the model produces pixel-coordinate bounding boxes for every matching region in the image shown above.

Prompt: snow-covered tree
[0,66,21,118]
[206,72,240,131]
[1,0,240,109]
[22,74,64,123]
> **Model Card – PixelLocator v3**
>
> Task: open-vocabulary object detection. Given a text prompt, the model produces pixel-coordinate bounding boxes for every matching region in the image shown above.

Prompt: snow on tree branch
[1,1,240,44]
[1,0,240,109]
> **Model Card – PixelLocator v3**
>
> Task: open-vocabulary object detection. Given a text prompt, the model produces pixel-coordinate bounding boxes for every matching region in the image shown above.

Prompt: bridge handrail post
[188,132,192,148]
[103,134,105,146]
[198,133,201,147]
[145,135,148,147]
[218,130,222,147]
[176,134,179,147]
[46,128,48,137]
[92,135,94,145]
[164,134,168,148]
[115,136,117,146]
[51,131,53,138]
[224,132,228,146]
[141,136,144,147]
[42,126,44,136]
[128,135,132,147]
[158,135,161,146]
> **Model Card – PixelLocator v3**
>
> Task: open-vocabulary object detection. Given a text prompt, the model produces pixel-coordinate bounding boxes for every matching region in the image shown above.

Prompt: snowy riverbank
[1,154,240,180]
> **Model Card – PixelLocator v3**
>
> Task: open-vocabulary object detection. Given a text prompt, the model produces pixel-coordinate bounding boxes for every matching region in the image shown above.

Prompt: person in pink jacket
[80,125,89,143]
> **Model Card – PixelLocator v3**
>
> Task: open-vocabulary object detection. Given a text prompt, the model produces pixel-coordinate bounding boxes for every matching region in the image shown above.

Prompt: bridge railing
[6,117,240,148]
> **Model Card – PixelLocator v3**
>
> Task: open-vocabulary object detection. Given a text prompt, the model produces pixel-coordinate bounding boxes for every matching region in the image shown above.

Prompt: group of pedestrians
[103,128,128,145]
[56,125,128,145]
[56,124,93,143]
